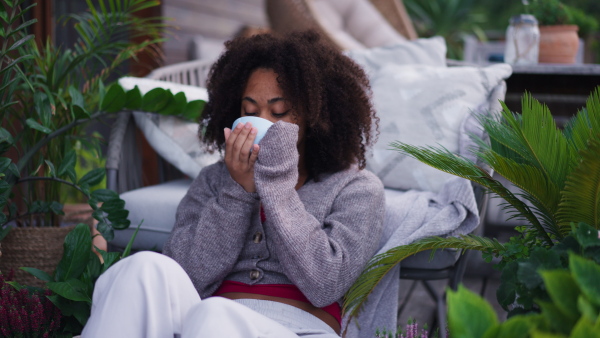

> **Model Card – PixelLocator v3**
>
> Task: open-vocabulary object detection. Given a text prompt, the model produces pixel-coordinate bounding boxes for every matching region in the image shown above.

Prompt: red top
[212,280,342,324]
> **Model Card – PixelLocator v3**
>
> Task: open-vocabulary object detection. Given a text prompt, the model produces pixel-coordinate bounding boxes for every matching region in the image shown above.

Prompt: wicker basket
[0,225,76,287]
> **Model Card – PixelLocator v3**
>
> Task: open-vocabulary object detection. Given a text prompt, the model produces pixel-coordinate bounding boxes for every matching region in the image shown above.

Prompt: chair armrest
[106,111,133,192]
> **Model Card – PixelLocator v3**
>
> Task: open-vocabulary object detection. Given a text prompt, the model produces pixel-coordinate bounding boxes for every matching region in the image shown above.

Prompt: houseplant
[343,87,600,322]
[528,0,580,63]
[446,227,600,337]
[0,0,204,286]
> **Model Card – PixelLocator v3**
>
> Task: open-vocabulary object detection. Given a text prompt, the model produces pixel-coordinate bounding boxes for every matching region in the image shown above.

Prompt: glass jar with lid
[504,14,540,65]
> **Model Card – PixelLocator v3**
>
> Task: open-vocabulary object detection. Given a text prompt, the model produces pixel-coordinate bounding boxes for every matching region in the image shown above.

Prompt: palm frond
[478,150,561,237]
[343,234,506,319]
[556,138,600,231]
[391,143,553,245]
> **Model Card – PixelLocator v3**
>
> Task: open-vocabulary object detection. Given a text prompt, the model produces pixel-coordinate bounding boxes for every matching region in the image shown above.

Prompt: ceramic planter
[538,25,579,63]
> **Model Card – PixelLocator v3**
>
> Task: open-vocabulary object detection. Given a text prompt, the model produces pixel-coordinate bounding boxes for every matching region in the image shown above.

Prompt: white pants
[82,251,339,338]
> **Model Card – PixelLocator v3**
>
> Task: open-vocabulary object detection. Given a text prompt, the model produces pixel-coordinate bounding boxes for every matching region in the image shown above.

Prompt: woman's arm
[163,162,260,297]
[254,122,385,307]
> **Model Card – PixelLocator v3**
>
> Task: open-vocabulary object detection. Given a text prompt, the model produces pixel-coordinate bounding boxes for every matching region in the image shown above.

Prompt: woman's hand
[224,122,260,192]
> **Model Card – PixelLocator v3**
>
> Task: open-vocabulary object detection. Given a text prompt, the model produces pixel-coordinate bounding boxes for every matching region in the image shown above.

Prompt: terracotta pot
[538,25,579,63]
[0,225,76,287]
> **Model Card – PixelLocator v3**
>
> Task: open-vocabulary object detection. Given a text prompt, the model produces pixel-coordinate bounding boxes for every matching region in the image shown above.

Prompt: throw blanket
[344,176,479,337]
[344,112,484,337]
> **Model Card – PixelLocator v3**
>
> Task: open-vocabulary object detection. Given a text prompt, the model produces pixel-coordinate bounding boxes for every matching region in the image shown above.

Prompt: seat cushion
[110,179,192,251]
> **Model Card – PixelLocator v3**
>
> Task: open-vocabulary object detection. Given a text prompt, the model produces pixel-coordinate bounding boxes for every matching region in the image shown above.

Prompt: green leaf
[90,189,119,202]
[540,269,580,322]
[570,317,600,338]
[570,253,600,306]
[85,250,102,281]
[124,85,142,110]
[575,223,600,249]
[49,201,64,215]
[25,118,52,134]
[20,267,53,282]
[54,224,92,282]
[68,85,84,107]
[173,91,187,114]
[107,209,129,223]
[45,160,56,177]
[517,247,562,290]
[141,87,169,112]
[0,226,11,241]
[47,279,92,303]
[497,261,518,310]
[96,221,114,241]
[72,104,90,119]
[96,248,121,273]
[101,83,126,113]
[0,127,14,154]
[101,198,125,212]
[122,220,143,258]
[58,150,76,177]
[0,157,11,172]
[577,295,599,322]
[78,168,105,187]
[448,285,498,338]
[156,90,177,115]
[538,300,576,334]
[182,100,205,120]
[493,315,535,338]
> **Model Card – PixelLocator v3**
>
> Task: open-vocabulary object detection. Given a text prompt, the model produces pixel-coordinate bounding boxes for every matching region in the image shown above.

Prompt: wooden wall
[162,0,268,65]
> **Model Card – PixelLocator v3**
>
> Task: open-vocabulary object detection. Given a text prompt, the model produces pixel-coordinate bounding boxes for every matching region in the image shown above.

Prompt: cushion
[366,63,513,192]
[344,36,448,75]
[118,77,221,179]
[111,179,192,251]
[307,0,406,50]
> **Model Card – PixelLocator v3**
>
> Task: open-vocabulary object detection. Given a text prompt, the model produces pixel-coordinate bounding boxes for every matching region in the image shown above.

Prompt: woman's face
[240,68,305,136]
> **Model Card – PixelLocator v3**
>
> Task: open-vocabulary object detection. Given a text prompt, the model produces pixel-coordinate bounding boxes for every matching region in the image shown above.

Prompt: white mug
[231,116,274,144]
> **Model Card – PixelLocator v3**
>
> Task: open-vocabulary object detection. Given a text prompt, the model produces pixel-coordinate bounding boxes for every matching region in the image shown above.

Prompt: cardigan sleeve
[163,162,260,297]
[254,122,385,307]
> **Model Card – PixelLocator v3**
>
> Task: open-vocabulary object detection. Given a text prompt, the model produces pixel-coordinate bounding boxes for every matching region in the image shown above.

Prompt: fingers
[248,144,259,166]
[225,122,257,163]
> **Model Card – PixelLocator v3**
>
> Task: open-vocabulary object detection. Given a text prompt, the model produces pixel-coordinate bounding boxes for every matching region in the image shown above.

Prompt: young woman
[82,31,384,338]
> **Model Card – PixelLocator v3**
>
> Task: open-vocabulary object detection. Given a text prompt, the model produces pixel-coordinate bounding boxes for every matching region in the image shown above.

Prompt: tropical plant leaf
[54,224,92,282]
[343,234,506,318]
[391,143,553,245]
[447,285,498,338]
[556,138,600,231]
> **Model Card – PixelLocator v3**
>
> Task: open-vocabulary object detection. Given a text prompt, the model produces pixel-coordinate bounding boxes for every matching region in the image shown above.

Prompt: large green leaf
[492,315,534,338]
[570,317,600,338]
[141,87,170,112]
[540,269,581,322]
[448,285,498,338]
[343,234,505,318]
[47,278,92,304]
[556,139,600,230]
[25,118,52,134]
[124,86,142,110]
[54,224,92,282]
[538,300,576,335]
[570,253,600,306]
[90,188,119,202]
[182,100,205,121]
[20,267,52,282]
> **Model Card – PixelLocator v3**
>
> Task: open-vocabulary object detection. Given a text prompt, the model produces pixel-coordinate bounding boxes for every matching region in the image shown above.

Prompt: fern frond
[391,143,553,245]
[556,138,600,231]
[343,235,506,319]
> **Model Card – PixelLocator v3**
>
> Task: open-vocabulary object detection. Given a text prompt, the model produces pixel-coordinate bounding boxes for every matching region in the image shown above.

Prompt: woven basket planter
[0,225,75,287]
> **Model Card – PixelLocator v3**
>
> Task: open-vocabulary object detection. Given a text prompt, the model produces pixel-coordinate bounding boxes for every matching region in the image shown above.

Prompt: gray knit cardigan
[163,121,385,308]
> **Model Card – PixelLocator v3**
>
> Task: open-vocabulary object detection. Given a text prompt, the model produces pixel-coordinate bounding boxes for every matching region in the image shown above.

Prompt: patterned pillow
[118,77,220,178]
[366,63,512,192]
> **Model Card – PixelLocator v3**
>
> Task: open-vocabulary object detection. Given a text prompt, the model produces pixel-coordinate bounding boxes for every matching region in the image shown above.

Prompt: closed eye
[273,110,291,118]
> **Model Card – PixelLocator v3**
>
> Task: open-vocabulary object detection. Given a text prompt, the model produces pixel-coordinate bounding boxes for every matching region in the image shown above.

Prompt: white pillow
[344,36,447,76]
[118,77,220,178]
[366,63,512,192]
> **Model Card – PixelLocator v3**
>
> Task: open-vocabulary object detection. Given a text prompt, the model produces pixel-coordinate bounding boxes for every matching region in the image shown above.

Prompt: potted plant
[343,87,600,322]
[447,224,600,337]
[528,0,580,63]
[0,0,203,287]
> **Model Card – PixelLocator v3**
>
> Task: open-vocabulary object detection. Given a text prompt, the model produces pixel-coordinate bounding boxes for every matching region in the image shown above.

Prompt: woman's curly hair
[201,30,378,179]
